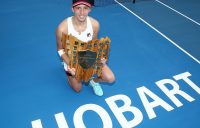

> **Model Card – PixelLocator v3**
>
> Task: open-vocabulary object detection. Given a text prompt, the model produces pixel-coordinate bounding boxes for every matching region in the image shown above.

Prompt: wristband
[58,49,65,57]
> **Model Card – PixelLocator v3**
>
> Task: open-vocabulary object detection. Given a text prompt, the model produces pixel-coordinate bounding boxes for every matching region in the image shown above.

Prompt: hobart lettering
[31,71,200,128]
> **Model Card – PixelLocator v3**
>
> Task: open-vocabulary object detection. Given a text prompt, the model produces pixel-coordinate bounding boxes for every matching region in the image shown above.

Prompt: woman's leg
[67,74,82,92]
[94,64,115,83]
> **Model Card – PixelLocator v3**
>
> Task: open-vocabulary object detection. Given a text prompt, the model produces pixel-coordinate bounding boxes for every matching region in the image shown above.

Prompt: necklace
[72,17,87,35]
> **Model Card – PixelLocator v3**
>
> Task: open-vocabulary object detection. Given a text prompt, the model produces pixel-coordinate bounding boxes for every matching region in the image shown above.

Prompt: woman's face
[72,4,91,22]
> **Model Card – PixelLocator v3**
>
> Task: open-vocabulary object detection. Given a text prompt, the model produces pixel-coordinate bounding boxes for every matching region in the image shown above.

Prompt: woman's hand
[101,58,107,66]
[67,66,76,76]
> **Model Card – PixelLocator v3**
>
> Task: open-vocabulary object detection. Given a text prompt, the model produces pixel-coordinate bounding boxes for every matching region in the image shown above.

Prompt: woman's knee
[102,66,115,83]
[71,83,82,92]
[109,75,115,83]
[73,86,82,92]
[104,74,115,83]
[68,78,82,92]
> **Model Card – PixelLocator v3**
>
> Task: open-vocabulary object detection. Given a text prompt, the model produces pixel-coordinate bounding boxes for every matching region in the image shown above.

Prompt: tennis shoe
[89,79,103,96]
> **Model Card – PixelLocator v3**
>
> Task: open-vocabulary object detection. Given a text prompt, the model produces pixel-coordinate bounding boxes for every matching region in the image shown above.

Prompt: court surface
[0,0,200,128]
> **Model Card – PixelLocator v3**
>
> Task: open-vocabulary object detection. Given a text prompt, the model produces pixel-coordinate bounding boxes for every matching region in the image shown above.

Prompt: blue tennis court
[0,0,200,127]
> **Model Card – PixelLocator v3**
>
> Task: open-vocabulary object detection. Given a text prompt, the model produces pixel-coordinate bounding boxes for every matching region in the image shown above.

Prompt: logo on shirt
[87,33,91,37]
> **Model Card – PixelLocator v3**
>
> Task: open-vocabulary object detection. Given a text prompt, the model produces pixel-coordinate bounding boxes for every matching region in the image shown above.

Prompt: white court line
[155,0,200,26]
[114,0,200,64]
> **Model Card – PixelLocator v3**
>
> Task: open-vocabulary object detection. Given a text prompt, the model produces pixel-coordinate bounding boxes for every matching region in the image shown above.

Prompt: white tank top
[67,16,93,42]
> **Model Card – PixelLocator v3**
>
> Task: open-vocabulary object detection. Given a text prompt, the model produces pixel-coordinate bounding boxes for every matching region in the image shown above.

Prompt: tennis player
[56,0,115,96]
